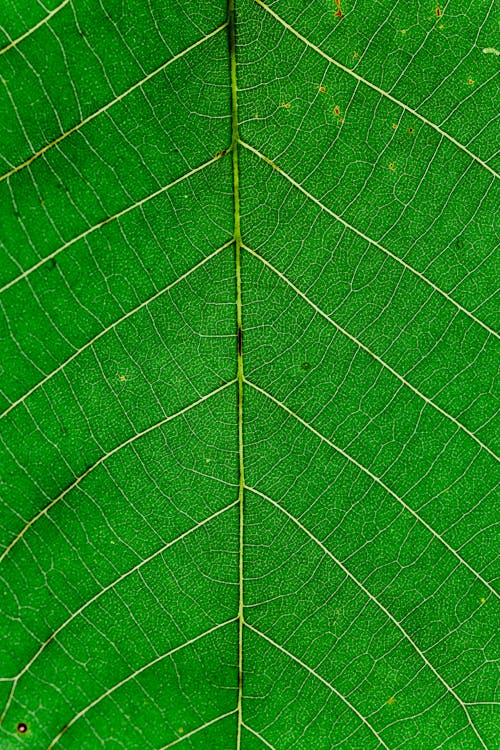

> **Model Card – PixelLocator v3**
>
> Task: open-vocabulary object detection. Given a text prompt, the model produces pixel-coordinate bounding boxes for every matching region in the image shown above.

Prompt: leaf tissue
[0,0,498,748]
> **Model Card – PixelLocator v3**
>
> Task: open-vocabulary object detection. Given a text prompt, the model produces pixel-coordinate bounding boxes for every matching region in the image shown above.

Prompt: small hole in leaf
[17,723,28,734]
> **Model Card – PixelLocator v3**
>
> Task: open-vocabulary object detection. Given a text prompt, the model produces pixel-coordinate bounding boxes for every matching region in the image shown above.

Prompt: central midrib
[228,0,245,747]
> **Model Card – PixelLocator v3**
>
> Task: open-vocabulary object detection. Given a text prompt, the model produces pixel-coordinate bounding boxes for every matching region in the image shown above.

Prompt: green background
[0,0,498,747]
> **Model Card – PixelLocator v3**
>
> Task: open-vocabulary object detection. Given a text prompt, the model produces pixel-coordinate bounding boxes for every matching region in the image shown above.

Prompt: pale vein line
[246,485,489,745]
[46,619,237,749]
[0,241,233,421]
[158,710,238,749]
[0,380,236,564]
[0,22,228,181]
[245,379,499,601]
[0,154,224,295]
[0,502,238,725]
[242,723,277,749]
[244,244,498,460]
[0,0,69,56]
[245,623,391,749]
[11,502,238,681]
[240,140,498,339]
[255,0,499,180]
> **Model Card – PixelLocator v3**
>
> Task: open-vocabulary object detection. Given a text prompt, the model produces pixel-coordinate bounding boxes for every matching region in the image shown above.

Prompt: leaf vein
[244,379,499,601]
[0,22,228,182]
[239,140,498,339]
[254,0,499,179]
[0,380,236,564]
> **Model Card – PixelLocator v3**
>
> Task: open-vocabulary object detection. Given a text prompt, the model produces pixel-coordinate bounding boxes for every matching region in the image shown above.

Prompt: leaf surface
[0,1,498,748]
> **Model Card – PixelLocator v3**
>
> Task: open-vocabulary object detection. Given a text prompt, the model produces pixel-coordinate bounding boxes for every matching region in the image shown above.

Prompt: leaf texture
[0,0,498,748]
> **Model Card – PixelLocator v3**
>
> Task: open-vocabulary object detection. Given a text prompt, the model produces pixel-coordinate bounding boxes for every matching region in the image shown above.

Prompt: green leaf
[0,0,498,748]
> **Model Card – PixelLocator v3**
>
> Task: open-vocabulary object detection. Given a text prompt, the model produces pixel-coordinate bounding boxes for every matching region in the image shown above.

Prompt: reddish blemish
[436,6,441,17]
[334,106,341,116]
[319,86,326,93]
[334,0,343,18]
